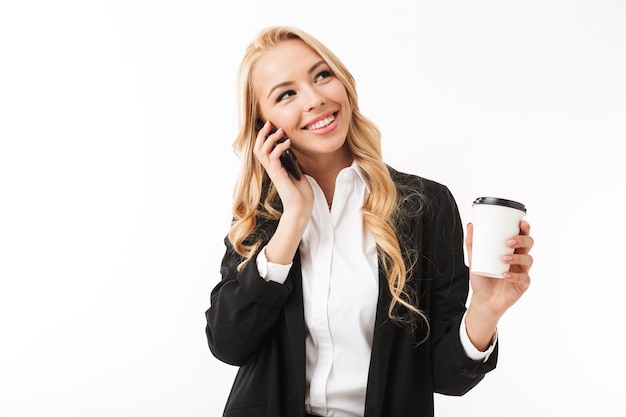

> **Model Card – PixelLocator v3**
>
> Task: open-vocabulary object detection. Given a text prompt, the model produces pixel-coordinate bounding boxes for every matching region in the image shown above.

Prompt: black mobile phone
[255,119,301,180]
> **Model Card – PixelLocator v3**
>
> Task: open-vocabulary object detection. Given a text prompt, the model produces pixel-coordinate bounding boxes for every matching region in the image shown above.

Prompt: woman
[205,26,534,417]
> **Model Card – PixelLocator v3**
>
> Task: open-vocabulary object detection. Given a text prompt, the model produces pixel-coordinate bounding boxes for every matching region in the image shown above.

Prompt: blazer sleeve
[424,183,498,395]
[205,234,293,366]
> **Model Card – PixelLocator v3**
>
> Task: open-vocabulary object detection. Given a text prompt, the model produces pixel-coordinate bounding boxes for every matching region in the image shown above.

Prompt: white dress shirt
[257,162,495,417]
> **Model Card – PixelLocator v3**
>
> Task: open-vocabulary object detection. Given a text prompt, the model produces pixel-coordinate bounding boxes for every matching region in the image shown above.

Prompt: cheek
[262,108,296,130]
[334,91,352,124]
[328,83,349,104]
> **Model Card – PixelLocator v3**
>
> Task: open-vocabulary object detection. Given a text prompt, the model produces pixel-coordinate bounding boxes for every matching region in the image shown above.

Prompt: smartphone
[255,119,301,180]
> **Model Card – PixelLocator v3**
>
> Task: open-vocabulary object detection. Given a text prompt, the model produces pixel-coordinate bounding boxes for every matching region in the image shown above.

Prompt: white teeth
[307,115,335,130]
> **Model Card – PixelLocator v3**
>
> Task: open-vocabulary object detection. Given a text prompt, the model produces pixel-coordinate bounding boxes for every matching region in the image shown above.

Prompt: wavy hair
[228,26,427,328]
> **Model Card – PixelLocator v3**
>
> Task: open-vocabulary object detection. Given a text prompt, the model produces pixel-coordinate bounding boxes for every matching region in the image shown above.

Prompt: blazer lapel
[283,250,307,412]
[364,265,396,417]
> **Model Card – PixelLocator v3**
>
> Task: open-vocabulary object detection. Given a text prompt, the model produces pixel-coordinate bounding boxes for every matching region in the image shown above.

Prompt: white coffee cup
[471,197,527,278]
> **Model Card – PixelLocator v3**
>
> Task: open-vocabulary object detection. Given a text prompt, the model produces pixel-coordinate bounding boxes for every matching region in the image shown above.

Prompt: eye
[277,90,296,102]
[315,70,333,83]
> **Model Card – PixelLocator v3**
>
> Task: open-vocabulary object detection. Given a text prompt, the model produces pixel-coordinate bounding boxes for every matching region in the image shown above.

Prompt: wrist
[279,208,311,231]
[465,301,501,351]
[264,212,308,265]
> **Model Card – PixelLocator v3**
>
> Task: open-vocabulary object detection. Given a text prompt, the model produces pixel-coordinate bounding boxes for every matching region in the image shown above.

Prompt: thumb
[465,223,474,267]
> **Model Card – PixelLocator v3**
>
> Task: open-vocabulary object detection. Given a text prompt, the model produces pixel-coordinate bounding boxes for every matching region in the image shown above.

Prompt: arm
[419,184,498,395]
[252,122,314,264]
[464,220,533,350]
[426,185,534,394]
[205,235,293,366]
[206,124,314,366]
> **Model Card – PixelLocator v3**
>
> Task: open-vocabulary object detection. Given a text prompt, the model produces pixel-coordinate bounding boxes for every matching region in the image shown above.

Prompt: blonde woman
[205,26,534,417]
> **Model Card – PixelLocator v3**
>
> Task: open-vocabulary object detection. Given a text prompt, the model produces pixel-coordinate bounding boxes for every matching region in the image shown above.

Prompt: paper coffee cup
[471,197,527,278]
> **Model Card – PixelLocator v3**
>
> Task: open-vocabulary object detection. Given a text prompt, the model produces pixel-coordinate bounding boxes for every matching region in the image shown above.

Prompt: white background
[1,1,625,416]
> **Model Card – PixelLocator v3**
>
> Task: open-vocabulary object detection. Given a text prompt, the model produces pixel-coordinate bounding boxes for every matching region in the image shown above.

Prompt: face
[252,40,351,164]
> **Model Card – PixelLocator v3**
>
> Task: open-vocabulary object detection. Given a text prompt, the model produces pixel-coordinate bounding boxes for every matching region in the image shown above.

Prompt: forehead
[253,40,324,95]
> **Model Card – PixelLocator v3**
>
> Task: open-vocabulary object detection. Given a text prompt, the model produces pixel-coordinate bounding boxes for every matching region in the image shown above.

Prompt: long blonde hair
[228,26,427,327]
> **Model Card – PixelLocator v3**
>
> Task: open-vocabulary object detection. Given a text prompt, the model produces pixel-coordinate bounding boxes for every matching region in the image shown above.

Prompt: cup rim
[472,196,526,213]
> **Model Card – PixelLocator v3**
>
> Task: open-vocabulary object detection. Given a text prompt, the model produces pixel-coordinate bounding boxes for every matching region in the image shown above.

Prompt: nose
[303,87,326,111]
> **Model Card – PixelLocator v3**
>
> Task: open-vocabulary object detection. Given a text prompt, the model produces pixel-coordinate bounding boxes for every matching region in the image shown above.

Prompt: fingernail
[507,239,517,247]
[502,255,513,262]
[503,272,512,279]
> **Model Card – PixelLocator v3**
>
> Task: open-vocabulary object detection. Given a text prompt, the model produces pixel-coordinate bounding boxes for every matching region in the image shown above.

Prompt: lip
[302,111,338,131]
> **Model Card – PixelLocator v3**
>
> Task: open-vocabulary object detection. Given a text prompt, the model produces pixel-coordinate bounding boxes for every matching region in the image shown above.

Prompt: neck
[298,147,353,205]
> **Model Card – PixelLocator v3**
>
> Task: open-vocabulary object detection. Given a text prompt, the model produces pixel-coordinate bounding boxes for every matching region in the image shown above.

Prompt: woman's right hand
[253,122,314,264]
[253,121,314,216]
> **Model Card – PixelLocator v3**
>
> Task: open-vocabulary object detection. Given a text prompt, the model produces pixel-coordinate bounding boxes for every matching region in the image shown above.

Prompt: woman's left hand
[466,220,534,318]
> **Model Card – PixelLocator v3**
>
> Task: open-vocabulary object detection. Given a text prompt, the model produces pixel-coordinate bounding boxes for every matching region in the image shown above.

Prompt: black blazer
[206,167,498,417]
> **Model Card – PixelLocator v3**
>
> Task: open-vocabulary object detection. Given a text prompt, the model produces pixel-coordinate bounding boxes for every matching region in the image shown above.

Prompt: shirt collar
[347,160,371,193]
[303,160,371,193]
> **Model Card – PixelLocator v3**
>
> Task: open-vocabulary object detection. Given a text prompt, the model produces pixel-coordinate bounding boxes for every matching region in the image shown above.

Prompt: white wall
[1,1,624,416]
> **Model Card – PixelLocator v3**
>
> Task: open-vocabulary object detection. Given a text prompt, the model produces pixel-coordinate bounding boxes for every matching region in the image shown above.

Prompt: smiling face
[252,40,352,168]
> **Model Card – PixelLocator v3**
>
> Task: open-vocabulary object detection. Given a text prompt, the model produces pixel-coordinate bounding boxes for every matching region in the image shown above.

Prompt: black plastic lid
[473,197,526,213]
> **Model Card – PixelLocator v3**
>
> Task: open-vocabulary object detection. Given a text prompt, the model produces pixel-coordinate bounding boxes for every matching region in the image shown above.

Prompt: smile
[305,114,336,130]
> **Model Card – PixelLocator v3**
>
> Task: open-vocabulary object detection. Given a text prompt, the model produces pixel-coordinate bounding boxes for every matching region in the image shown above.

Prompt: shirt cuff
[256,245,292,284]
[459,311,498,362]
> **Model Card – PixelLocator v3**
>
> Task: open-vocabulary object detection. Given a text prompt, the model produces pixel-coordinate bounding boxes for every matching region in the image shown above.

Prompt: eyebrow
[267,60,327,99]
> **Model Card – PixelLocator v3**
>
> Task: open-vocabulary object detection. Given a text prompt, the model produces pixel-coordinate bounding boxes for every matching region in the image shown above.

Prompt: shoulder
[386,164,457,211]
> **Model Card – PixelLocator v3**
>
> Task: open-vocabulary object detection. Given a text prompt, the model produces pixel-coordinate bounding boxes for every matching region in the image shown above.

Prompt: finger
[502,270,531,289]
[264,125,290,155]
[465,223,474,265]
[255,128,286,172]
[466,223,474,245]
[253,120,271,155]
[272,137,292,154]
[507,220,534,254]
[511,219,530,237]
[502,253,534,270]
[507,235,534,255]
[268,138,292,168]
